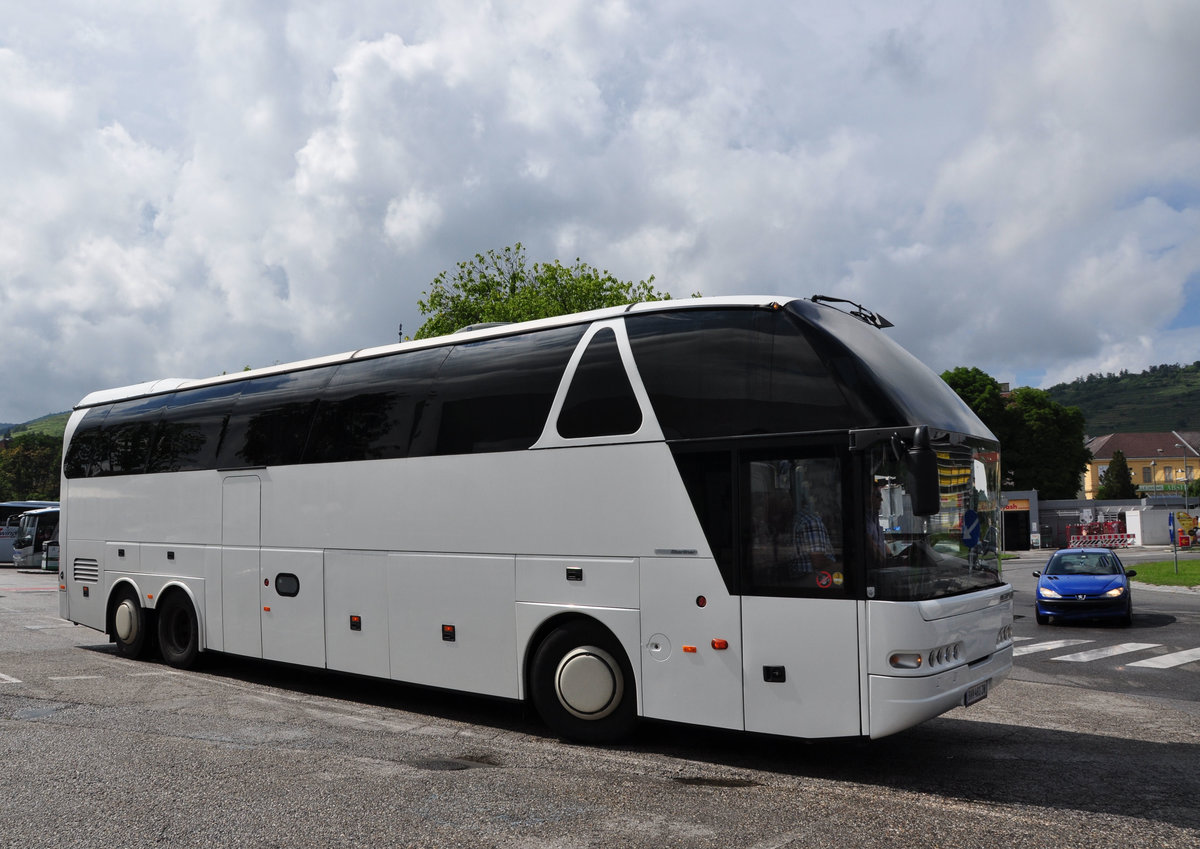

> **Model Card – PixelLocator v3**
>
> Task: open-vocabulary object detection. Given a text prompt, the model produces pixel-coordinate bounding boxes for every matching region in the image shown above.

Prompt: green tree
[941,367,1009,430]
[1002,387,1091,499]
[1096,449,1138,499]
[0,433,62,501]
[415,243,675,339]
[942,369,1091,499]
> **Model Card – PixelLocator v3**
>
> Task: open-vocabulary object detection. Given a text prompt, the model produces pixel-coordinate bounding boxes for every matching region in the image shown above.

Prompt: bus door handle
[763,666,786,683]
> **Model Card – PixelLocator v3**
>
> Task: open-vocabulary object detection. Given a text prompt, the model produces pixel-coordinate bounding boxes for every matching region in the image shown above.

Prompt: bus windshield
[867,439,1003,601]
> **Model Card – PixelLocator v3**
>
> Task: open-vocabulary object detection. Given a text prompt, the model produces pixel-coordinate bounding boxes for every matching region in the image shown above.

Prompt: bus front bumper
[867,644,1013,739]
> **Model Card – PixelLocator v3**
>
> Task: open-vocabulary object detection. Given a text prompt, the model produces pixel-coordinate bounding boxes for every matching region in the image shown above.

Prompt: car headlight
[1104,587,1126,597]
[1038,587,1062,599]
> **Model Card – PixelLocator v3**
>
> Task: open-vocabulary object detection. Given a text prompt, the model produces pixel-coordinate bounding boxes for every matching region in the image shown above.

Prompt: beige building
[1083,431,1199,499]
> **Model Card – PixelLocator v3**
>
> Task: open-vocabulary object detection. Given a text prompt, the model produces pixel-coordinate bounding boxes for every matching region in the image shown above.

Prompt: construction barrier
[1068,534,1134,549]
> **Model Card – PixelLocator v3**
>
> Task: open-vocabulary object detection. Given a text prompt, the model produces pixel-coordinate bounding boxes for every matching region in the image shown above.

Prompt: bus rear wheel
[157,592,200,669]
[530,620,636,744]
[111,586,152,660]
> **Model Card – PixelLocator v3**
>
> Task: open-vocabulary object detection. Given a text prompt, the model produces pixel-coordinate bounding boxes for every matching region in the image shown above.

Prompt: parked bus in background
[57,295,1013,742]
[0,501,58,563]
[12,506,59,570]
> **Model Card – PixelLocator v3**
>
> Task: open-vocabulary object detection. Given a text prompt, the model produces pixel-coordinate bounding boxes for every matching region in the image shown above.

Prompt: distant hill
[5,412,70,441]
[1046,362,1200,434]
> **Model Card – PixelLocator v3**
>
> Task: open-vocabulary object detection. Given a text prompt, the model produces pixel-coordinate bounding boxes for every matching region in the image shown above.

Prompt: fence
[1068,534,1134,548]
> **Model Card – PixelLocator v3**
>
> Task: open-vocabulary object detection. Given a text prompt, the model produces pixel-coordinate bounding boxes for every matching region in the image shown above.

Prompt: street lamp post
[1176,442,1191,514]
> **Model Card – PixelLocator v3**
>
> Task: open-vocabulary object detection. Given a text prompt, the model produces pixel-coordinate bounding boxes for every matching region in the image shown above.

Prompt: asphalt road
[2,563,1199,849]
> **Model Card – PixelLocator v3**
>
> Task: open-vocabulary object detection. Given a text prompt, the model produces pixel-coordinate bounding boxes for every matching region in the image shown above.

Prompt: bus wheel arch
[108,581,153,660]
[156,586,201,669]
[528,616,637,744]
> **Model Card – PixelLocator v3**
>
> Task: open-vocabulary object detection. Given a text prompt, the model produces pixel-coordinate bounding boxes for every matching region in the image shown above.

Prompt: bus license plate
[963,680,989,707]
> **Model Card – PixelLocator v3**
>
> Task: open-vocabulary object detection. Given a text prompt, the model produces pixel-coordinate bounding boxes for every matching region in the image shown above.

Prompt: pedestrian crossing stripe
[1013,639,1090,656]
[1014,639,1200,668]
[1127,647,1200,669]
[1052,643,1161,662]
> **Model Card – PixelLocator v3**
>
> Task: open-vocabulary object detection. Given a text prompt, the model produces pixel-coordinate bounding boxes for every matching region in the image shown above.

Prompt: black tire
[1120,602,1133,627]
[157,591,201,669]
[1035,612,1049,625]
[530,620,637,744]
[111,585,152,660]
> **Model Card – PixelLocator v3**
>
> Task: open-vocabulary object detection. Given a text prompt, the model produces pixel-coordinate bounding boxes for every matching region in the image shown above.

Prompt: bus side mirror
[907,428,941,517]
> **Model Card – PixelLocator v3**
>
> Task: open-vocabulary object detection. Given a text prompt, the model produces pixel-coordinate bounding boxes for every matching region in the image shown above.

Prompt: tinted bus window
[97,395,175,476]
[217,368,336,468]
[305,347,450,464]
[63,406,112,478]
[626,309,869,440]
[148,382,246,473]
[557,328,642,439]
[429,325,585,455]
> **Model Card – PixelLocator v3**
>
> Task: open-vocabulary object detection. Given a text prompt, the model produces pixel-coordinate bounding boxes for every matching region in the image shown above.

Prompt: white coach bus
[58,295,1012,742]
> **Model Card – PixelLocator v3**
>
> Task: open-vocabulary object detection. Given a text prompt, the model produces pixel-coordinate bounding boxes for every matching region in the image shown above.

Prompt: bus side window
[557,327,642,439]
[744,455,845,596]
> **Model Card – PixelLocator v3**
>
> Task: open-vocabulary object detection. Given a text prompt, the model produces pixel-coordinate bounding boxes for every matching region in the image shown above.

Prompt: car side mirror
[1125,570,1137,579]
[1032,571,1040,578]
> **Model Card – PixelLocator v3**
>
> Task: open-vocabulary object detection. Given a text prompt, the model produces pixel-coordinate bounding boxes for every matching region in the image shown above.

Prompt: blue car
[1033,548,1136,626]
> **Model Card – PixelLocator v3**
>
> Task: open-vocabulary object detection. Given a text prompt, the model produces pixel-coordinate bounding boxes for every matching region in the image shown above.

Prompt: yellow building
[1083,431,1199,499]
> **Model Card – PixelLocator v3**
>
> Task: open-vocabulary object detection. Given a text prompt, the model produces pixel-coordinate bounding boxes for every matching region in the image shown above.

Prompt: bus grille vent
[73,559,100,583]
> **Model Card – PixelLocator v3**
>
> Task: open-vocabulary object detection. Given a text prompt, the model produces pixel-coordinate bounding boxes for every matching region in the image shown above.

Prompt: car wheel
[1121,602,1133,627]
[157,591,201,669]
[1035,612,1049,625]
[530,620,637,744]
[111,585,153,660]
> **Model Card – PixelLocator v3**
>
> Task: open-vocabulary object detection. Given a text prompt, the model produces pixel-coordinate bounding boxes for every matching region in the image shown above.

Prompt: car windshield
[1045,553,1120,576]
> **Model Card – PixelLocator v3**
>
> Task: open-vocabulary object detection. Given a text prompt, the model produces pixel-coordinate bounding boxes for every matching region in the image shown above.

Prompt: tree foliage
[0,433,62,501]
[1096,449,1138,500]
[415,243,675,339]
[942,368,1091,499]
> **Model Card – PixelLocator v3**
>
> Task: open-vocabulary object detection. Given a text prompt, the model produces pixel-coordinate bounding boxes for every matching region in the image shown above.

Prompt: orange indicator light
[263,606,271,612]
[711,639,728,650]
[682,645,697,653]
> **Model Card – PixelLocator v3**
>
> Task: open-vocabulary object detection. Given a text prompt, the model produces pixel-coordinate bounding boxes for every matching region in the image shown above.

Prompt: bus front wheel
[530,620,636,744]
[111,586,152,660]
[157,591,200,669]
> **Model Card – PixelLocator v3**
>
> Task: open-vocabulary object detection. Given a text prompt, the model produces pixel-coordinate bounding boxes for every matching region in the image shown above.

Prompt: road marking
[129,671,181,677]
[48,675,104,681]
[1051,643,1161,662]
[0,672,21,684]
[1127,647,1200,669]
[1013,639,1091,657]
[1012,636,1034,642]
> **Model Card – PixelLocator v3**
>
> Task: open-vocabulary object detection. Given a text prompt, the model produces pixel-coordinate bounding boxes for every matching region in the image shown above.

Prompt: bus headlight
[889,652,923,669]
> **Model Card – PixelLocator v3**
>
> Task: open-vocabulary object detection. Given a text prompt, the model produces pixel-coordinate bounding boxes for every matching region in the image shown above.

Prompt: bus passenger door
[740,453,862,738]
[221,475,262,658]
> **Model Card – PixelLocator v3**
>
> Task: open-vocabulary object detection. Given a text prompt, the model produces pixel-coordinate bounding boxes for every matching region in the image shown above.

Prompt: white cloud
[0,0,1198,423]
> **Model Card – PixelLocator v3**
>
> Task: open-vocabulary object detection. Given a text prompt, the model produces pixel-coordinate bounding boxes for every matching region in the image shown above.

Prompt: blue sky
[1,1,1199,423]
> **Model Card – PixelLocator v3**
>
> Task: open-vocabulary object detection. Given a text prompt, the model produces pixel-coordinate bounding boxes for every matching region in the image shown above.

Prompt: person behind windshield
[793,496,834,575]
